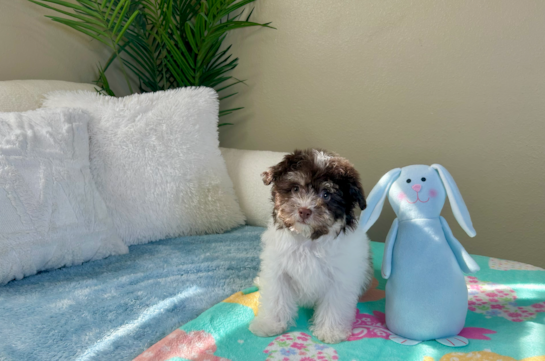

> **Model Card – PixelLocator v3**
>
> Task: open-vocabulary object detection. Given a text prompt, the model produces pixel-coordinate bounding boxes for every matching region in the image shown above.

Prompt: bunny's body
[360,165,480,345]
[386,218,468,340]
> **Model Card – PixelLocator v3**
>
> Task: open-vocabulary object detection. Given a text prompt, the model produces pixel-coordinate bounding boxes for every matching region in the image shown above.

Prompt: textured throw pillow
[0,108,127,285]
[44,88,245,245]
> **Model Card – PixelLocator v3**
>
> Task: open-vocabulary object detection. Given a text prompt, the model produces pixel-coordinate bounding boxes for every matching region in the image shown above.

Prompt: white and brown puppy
[249,149,372,344]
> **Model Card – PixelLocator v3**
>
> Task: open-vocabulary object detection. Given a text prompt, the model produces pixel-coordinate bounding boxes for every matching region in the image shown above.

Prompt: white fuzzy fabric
[44,88,245,245]
[0,108,127,285]
[250,222,372,344]
[220,148,287,227]
[0,80,95,112]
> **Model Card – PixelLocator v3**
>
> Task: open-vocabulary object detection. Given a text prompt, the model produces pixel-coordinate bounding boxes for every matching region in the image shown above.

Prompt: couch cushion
[221,147,287,227]
[0,80,95,112]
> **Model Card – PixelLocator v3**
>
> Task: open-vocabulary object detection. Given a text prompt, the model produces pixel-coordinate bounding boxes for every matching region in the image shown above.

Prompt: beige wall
[1,1,543,266]
[0,0,129,95]
[219,0,545,267]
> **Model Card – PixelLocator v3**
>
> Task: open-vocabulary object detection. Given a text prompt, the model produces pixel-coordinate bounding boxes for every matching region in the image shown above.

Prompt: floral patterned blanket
[134,242,545,361]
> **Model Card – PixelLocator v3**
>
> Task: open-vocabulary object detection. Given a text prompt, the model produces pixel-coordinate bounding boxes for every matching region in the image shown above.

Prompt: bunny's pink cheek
[429,189,438,198]
[397,192,407,200]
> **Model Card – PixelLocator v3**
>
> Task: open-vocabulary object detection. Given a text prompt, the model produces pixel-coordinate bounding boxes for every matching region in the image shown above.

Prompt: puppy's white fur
[250,220,372,344]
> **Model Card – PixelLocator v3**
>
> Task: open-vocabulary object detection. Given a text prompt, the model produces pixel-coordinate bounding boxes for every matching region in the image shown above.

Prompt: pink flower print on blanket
[263,332,338,361]
[489,258,544,271]
[134,329,230,361]
[348,309,392,340]
[466,276,545,322]
[347,309,496,341]
[458,327,496,340]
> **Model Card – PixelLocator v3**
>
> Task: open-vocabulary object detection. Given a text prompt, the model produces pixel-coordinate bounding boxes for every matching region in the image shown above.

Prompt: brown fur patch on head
[262,149,366,239]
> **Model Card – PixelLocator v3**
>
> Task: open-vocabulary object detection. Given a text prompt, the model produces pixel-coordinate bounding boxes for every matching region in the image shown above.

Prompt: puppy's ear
[261,168,274,185]
[350,181,366,210]
[330,157,366,211]
[261,150,305,186]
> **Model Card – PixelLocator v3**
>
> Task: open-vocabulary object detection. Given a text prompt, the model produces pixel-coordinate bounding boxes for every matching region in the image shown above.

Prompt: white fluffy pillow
[44,88,245,245]
[0,108,127,284]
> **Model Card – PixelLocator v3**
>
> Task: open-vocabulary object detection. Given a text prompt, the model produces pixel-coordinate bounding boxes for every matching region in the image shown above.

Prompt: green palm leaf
[30,0,273,123]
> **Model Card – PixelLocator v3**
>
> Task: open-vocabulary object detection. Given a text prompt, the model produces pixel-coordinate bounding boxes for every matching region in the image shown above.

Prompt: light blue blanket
[0,226,263,361]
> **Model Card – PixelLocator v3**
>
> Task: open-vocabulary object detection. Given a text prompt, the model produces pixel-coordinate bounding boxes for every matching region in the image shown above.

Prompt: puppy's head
[262,149,366,240]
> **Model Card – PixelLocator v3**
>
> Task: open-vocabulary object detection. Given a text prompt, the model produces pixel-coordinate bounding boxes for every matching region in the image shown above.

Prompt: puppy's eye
[292,185,299,193]
[320,191,330,200]
[406,179,411,183]
[421,177,426,182]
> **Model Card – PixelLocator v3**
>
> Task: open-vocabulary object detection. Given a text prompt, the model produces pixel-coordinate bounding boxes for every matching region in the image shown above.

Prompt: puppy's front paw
[249,317,287,337]
[310,325,352,344]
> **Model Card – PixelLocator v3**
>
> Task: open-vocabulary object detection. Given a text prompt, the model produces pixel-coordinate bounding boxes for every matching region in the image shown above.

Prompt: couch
[1,81,544,361]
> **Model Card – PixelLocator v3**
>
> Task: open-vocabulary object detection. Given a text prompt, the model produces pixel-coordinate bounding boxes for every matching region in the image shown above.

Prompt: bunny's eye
[406,179,411,183]
[421,177,426,182]
[292,185,300,193]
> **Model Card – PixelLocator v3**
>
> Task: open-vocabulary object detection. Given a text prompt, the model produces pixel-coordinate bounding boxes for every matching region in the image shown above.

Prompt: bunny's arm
[381,218,399,279]
[439,216,480,273]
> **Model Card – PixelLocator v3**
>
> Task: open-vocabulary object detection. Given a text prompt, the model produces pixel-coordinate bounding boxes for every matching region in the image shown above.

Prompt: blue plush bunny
[360,164,480,347]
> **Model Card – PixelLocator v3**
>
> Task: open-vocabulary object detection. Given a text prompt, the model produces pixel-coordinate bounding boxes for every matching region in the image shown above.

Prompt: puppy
[249,149,372,344]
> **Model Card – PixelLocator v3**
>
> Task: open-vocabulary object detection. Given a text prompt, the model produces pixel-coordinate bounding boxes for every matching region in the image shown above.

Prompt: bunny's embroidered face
[359,163,476,237]
[388,165,446,220]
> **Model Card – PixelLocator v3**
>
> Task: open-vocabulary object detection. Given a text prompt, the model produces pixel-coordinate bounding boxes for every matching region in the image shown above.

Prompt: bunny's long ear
[359,168,401,232]
[431,164,476,237]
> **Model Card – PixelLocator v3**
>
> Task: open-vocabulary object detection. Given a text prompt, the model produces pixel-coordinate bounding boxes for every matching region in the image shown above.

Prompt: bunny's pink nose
[412,184,422,192]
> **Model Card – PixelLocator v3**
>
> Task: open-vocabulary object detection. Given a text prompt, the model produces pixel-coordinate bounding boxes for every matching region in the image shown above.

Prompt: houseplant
[30,0,272,123]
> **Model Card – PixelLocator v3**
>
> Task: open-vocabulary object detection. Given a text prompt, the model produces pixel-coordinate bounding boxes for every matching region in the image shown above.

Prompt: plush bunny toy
[359,164,480,347]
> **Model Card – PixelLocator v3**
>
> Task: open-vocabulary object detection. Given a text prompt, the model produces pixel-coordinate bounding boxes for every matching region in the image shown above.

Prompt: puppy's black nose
[298,207,312,220]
